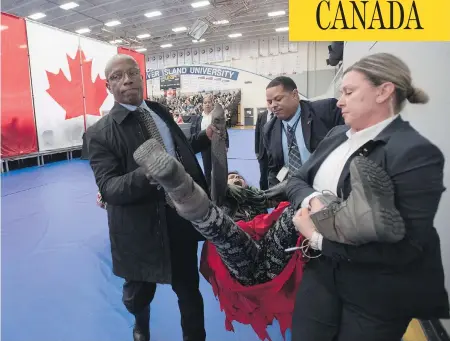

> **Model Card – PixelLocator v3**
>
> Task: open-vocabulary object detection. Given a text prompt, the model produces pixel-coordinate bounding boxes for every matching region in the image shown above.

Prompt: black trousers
[201,148,212,190]
[122,210,205,341]
[292,260,410,341]
[258,154,269,190]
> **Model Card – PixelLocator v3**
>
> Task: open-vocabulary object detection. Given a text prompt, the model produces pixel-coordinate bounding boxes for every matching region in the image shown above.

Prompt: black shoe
[133,326,150,341]
[133,306,150,341]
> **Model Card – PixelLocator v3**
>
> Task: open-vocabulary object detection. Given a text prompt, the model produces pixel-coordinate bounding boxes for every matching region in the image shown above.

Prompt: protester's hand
[293,208,316,239]
[206,124,220,140]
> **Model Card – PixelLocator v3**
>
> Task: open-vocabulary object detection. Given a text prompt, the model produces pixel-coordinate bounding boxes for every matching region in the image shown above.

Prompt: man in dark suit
[86,54,213,341]
[254,108,273,190]
[263,76,345,187]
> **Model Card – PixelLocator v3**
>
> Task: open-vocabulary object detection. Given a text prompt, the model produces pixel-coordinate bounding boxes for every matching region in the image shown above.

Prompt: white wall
[343,41,450,333]
[145,38,339,117]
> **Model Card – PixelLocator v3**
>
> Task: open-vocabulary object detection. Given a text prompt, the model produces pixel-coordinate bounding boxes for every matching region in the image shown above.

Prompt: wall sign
[160,74,181,90]
[147,65,239,81]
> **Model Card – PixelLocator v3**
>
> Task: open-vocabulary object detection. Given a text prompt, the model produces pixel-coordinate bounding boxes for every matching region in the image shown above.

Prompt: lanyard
[282,114,302,152]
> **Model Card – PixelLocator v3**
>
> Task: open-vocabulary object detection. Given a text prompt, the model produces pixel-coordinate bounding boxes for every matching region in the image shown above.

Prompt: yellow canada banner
[289,0,450,41]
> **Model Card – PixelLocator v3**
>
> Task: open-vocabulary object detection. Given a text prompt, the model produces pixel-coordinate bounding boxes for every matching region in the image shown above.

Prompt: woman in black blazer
[286,53,449,340]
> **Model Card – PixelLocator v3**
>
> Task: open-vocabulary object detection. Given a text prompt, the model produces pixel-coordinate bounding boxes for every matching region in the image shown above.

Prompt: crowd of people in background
[150,90,241,127]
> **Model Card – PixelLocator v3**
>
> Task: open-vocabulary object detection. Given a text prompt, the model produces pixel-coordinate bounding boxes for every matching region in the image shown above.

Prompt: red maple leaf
[46,48,108,120]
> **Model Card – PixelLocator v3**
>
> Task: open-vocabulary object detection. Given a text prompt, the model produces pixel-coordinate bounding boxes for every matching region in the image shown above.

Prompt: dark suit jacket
[86,101,210,284]
[255,110,272,161]
[264,98,345,187]
[286,117,449,319]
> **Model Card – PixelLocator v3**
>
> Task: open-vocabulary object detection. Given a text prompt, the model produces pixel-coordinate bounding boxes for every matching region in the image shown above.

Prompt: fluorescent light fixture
[191,1,210,8]
[76,28,91,34]
[136,48,147,52]
[0,25,8,31]
[28,13,46,20]
[268,10,286,17]
[172,26,187,32]
[275,27,289,32]
[161,43,172,48]
[192,39,205,43]
[109,39,122,44]
[213,20,229,25]
[19,44,28,49]
[228,33,242,38]
[60,2,79,10]
[137,33,151,39]
[105,20,121,27]
[145,11,162,18]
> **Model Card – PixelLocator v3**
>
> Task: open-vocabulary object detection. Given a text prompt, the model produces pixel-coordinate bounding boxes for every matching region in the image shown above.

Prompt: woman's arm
[321,144,445,266]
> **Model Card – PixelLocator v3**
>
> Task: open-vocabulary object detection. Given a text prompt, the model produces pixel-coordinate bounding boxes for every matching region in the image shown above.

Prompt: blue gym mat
[1,129,291,341]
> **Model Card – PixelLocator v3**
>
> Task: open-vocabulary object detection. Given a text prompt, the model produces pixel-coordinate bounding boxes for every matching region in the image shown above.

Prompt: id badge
[276,166,289,182]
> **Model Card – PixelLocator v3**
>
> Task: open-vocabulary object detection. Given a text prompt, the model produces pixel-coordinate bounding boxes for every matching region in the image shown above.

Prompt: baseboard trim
[420,320,450,341]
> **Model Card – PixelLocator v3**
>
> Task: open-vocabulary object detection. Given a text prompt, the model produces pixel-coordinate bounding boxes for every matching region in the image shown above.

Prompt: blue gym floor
[1,129,291,341]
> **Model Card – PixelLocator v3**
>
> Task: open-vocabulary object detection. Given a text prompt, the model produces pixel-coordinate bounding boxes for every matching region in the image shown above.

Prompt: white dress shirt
[201,112,212,131]
[303,115,398,250]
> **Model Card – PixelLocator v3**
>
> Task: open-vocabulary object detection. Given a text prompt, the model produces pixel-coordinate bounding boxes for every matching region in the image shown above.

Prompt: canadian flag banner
[26,21,86,151]
[3,14,147,156]
[79,37,117,129]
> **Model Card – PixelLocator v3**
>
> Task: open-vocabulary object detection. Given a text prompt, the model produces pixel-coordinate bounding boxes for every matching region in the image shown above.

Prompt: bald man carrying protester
[86,54,214,341]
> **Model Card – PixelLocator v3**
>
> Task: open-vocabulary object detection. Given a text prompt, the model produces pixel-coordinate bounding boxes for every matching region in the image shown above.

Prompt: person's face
[337,70,395,131]
[106,58,143,105]
[227,173,247,188]
[203,96,213,114]
[266,85,299,120]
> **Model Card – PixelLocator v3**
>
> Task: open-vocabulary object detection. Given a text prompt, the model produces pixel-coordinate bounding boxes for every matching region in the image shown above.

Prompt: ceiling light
[161,43,172,48]
[137,33,151,39]
[0,25,8,31]
[60,2,79,10]
[172,26,187,32]
[192,39,205,43]
[191,1,210,8]
[145,11,162,18]
[105,20,121,27]
[109,39,122,44]
[76,28,91,34]
[213,20,229,25]
[268,10,286,17]
[228,33,242,38]
[275,27,289,32]
[19,44,27,49]
[136,48,147,52]
[28,13,46,20]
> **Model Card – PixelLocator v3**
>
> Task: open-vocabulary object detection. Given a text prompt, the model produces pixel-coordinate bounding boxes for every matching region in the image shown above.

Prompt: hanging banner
[26,20,85,151]
[147,65,239,81]
[80,37,117,129]
[1,13,38,157]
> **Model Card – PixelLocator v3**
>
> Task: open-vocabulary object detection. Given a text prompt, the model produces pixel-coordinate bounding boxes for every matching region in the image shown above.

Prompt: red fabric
[200,202,305,340]
[1,13,38,157]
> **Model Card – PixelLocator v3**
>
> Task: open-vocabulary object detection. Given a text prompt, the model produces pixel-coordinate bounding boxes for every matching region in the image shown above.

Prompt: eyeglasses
[108,68,141,82]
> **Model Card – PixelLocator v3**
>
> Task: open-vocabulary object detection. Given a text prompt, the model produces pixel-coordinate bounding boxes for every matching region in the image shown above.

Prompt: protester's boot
[133,139,210,221]
[133,306,150,341]
[310,156,406,245]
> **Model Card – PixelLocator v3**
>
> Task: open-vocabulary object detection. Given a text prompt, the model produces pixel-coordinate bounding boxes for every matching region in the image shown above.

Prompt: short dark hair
[266,76,298,92]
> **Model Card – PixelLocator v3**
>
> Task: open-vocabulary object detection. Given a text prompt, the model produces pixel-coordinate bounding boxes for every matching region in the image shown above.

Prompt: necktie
[135,107,174,207]
[286,124,302,175]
